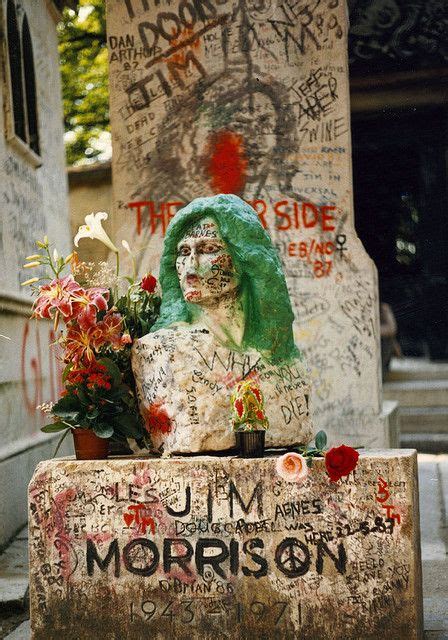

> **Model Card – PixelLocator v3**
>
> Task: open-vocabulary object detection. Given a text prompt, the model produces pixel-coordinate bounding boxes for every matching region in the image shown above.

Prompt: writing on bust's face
[176,217,239,305]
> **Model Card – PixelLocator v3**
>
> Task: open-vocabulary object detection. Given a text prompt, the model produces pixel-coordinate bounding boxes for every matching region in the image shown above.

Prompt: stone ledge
[29,451,423,640]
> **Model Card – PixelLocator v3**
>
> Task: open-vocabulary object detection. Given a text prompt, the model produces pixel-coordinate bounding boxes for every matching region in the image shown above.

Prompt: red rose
[325,445,359,482]
[141,274,157,293]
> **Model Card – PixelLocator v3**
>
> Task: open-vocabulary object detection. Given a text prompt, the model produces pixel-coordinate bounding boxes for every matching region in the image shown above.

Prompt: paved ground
[420,454,448,639]
[1,454,447,639]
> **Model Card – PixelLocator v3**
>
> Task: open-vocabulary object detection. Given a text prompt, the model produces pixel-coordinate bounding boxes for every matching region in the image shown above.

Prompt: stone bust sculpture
[132,194,313,453]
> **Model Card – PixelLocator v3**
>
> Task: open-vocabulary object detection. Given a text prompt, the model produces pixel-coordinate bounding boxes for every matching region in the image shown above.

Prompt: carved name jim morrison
[132,194,313,453]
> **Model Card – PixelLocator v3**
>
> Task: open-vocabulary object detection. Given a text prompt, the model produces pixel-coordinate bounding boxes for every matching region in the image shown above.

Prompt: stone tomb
[29,451,422,639]
[106,0,396,448]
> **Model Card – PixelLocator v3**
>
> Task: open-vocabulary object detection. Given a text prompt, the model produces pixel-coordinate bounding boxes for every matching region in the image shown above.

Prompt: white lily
[74,212,118,253]
[121,239,136,280]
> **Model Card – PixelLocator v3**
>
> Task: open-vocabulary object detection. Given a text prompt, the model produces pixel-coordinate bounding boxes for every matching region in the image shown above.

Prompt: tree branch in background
[59,0,109,165]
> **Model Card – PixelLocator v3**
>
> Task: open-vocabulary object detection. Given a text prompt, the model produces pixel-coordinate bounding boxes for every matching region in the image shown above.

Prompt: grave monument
[28,3,421,639]
[107,0,397,448]
[132,194,313,453]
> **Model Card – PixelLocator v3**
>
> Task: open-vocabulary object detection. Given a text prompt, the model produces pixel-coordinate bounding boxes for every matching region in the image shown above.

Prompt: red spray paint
[206,130,248,194]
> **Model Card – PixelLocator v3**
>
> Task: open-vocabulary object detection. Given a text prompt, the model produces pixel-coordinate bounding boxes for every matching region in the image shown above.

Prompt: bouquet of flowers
[22,212,160,457]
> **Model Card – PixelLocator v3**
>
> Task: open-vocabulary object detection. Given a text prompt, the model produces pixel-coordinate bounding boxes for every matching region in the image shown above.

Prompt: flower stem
[52,428,70,458]
[113,251,120,301]
[131,255,136,282]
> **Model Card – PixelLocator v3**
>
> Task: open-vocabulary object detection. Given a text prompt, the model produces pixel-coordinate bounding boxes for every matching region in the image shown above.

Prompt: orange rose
[275,452,309,483]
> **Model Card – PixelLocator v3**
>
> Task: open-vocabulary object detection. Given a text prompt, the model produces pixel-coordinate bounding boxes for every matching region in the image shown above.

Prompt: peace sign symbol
[275,538,311,578]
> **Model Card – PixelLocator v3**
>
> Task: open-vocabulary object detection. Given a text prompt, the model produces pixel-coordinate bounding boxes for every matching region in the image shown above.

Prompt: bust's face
[176,217,239,305]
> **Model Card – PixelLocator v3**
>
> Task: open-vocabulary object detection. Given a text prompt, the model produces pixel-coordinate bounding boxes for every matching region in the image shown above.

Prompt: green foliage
[293,430,329,461]
[41,422,69,433]
[315,430,327,450]
[58,0,109,165]
[115,287,162,342]
[47,357,145,440]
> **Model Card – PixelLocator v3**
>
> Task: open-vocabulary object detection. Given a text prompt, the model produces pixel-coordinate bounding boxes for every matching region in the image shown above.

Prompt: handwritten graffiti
[107,0,383,446]
[123,504,157,534]
[376,476,402,524]
[349,0,448,70]
[29,451,416,637]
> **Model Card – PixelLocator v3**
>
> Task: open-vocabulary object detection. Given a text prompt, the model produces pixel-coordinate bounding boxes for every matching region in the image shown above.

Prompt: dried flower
[36,401,54,413]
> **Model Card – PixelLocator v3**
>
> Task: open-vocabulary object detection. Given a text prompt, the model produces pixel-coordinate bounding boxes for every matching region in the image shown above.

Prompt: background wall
[68,160,112,263]
[0,0,73,547]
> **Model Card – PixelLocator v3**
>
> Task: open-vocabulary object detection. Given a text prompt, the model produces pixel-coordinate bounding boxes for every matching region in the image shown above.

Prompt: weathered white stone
[29,451,423,639]
[132,326,313,453]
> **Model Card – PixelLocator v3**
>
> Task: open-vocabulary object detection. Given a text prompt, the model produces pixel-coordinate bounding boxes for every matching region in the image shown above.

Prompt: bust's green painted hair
[151,194,300,364]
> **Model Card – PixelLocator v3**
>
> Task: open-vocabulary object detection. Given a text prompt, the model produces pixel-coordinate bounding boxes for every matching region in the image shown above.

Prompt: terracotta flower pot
[236,431,265,458]
[72,428,109,460]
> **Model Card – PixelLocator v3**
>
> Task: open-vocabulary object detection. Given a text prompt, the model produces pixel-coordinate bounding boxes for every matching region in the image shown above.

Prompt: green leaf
[62,363,74,383]
[113,413,143,438]
[93,423,114,439]
[59,1,108,165]
[53,394,79,412]
[41,422,70,433]
[76,387,90,405]
[315,430,327,450]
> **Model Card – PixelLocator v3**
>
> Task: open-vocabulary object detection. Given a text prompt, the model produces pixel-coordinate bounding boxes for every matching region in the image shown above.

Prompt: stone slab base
[29,451,423,640]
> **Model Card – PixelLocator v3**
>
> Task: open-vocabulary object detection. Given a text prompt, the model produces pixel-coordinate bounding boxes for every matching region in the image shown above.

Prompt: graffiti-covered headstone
[106,0,390,447]
[29,451,423,639]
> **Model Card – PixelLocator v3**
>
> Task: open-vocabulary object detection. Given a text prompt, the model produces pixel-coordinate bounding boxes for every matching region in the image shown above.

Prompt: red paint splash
[168,27,200,67]
[143,402,172,435]
[206,130,247,194]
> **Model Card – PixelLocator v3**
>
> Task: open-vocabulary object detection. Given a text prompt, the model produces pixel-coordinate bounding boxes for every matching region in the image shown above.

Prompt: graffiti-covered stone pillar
[107,0,393,447]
